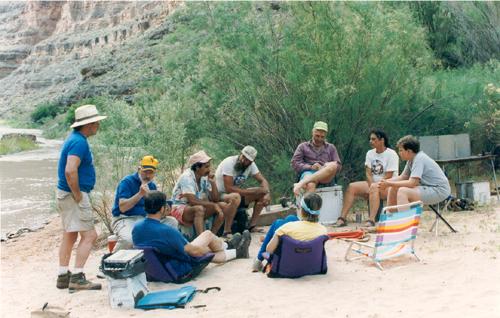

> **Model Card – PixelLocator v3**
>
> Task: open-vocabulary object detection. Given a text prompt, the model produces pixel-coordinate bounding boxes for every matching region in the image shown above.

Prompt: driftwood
[1,133,37,142]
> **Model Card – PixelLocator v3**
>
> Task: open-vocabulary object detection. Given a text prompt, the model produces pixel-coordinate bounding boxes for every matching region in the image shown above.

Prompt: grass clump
[0,136,39,155]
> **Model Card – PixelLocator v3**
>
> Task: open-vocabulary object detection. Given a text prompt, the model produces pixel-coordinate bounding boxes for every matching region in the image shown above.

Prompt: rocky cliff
[0,0,181,119]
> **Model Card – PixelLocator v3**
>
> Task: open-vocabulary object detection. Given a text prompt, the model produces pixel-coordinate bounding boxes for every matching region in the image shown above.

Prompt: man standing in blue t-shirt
[56,104,106,292]
[111,155,178,251]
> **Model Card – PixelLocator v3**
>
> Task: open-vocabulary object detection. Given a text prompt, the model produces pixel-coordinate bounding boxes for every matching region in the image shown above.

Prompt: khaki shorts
[56,189,94,232]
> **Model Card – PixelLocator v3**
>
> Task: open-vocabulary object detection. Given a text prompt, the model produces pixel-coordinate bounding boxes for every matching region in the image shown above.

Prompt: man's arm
[207,173,219,203]
[291,143,312,173]
[118,181,150,213]
[265,234,280,254]
[182,193,222,213]
[365,166,373,187]
[223,175,267,196]
[327,144,342,170]
[381,177,419,189]
[383,171,394,180]
[65,155,82,203]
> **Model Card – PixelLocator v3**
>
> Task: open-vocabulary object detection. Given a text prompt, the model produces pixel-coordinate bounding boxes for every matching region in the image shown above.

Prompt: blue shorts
[299,170,315,180]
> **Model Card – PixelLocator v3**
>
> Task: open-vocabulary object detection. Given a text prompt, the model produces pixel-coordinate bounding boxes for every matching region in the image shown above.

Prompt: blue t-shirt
[111,172,157,217]
[57,131,96,193]
[132,218,195,277]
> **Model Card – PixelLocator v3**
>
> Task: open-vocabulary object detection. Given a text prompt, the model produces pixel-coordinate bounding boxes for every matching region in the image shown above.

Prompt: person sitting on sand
[133,191,251,280]
[252,192,327,272]
[378,135,451,207]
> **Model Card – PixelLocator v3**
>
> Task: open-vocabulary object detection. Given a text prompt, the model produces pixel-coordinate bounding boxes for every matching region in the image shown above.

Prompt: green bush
[51,2,499,200]
[31,102,60,124]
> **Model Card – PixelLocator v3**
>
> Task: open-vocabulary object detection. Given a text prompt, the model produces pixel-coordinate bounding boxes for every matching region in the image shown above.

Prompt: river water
[0,126,62,237]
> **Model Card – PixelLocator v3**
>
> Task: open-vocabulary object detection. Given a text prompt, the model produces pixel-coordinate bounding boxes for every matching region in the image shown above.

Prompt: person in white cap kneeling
[214,145,271,233]
[55,104,106,292]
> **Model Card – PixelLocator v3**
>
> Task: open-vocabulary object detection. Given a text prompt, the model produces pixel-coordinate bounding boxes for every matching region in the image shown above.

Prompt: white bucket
[316,185,343,225]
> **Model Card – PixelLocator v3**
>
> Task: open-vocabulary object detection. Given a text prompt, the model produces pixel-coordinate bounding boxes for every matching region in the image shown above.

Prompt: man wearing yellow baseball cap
[111,155,178,252]
[291,121,342,196]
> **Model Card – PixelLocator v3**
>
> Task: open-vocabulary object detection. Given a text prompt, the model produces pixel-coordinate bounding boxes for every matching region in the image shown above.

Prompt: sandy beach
[1,205,499,318]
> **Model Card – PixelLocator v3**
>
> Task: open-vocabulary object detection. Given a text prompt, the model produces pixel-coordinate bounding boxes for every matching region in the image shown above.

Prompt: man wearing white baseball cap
[215,145,271,233]
[55,104,106,292]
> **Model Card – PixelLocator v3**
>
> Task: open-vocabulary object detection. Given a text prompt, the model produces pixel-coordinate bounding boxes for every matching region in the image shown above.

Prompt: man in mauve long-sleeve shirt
[291,121,341,195]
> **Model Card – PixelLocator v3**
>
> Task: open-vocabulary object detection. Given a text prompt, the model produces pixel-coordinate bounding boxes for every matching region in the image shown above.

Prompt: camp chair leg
[429,215,439,236]
[344,241,355,261]
[428,205,457,233]
[345,241,373,261]
[374,261,384,271]
[412,252,421,262]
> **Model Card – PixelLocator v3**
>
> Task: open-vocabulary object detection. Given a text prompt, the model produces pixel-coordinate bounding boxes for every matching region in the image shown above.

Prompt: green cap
[313,121,328,132]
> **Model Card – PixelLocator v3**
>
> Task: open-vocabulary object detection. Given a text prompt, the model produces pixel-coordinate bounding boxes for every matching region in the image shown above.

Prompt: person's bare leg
[386,187,399,212]
[59,232,78,266]
[74,229,97,268]
[183,205,206,236]
[337,181,369,225]
[293,162,338,196]
[305,182,317,193]
[222,193,240,234]
[396,187,421,208]
[190,230,226,263]
[241,192,268,230]
[249,199,264,229]
[367,182,388,221]
[199,203,224,234]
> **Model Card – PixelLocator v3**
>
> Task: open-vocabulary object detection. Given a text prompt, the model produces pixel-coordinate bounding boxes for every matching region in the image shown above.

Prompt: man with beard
[215,146,271,233]
[111,155,178,251]
[171,151,230,237]
[292,121,341,196]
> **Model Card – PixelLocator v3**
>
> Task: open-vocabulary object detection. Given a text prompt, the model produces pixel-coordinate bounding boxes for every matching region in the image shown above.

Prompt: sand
[1,205,499,318]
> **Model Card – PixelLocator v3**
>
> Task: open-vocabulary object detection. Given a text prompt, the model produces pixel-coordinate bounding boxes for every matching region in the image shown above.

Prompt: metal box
[456,181,491,206]
[315,185,343,225]
[419,134,471,160]
[107,272,148,309]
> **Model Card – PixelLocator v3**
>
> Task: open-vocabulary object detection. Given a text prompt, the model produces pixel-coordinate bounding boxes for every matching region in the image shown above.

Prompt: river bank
[1,205,499,317]
[0,125,62,237]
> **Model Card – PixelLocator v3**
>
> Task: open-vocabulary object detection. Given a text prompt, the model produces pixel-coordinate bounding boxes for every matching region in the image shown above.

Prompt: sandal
[248,225,265,233]
[334,217,347,227]
[362,220,376,227]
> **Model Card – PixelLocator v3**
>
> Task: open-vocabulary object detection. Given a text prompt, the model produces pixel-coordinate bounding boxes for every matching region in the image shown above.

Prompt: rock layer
[0,1,180,118]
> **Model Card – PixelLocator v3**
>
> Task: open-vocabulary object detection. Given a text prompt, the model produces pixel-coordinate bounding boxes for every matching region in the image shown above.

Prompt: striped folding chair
[344,201,423,270]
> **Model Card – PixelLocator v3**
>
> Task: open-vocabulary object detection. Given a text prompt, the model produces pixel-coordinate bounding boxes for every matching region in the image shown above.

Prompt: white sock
[222,242,228,250]
[73,267,83,274]
[224,249,236,261]
[58,266,69,275]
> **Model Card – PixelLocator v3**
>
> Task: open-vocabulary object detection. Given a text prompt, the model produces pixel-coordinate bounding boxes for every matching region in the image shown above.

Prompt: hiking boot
[226,232,242,249]
[236,230,251,259]
[68,273,102,293]
[56,271,71,289]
